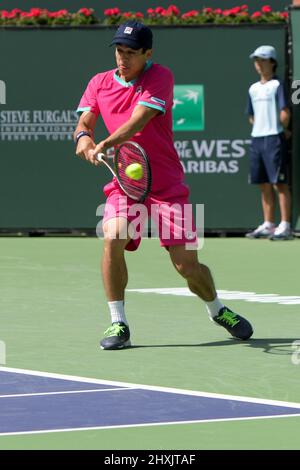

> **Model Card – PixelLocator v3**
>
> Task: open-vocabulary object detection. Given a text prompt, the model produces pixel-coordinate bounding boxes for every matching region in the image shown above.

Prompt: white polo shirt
[247,78,287,137]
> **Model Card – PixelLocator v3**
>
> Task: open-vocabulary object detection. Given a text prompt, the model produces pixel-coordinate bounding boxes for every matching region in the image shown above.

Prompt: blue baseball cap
[110,21,153,50]
[249,45,277,61]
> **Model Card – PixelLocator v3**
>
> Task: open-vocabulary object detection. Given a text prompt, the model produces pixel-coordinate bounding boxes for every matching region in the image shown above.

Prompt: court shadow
[197,337,299,355]
[131,338,299,355]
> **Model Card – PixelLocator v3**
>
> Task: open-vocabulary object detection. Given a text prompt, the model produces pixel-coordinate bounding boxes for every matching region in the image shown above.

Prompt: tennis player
[74,21,253,349]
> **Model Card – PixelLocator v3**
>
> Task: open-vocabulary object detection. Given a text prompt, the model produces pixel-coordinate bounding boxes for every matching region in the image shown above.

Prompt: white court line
[127,287,300,305]
[0,387,134,399]
[1,413,300,437]
[1,366,300,409]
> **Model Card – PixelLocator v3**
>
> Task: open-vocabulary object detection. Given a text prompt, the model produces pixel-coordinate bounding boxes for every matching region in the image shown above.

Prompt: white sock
[108,301,128,325]
[205,297,224,319]
[278,221,290,229]
[264,221,275,228]
[274,221,290,235]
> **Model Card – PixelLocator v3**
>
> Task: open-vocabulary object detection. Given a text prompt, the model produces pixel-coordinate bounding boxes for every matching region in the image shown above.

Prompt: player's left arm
[279,107,290,129]
[277,82,291,135]
[92,105,160,156]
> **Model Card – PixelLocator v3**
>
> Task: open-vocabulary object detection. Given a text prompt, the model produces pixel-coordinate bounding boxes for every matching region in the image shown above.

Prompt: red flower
[104,8,121,16]
[261,5,272,14]
[1,10,20,19]
[166,5,180,16]
[0,4,288,26]
[56,10,68,17]
[11,8,22,15]
[47,12,57,18]
[45,9,68,18]
[155,7,165,15]
[79,8,93,17]
[230,7,241,14]
[29,8,43,17]
[182,10,199,18]
[27,12,40,18]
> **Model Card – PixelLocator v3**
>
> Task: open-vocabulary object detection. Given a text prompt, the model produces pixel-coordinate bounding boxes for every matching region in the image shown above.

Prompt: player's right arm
[74,111,97,161]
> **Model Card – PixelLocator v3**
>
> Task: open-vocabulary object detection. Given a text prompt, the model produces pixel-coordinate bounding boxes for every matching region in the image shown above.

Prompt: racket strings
[117,143,151,200]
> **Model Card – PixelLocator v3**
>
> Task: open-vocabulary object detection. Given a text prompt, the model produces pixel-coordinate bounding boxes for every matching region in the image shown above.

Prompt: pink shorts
[102,181,198,251]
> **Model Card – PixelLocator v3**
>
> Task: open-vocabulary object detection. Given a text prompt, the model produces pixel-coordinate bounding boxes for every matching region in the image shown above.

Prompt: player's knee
[103,218,129,240]
[274,183,289,194]
[103,235,128,253]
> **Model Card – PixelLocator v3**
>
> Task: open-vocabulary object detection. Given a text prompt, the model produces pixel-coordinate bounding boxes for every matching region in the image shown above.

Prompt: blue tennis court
[1,368,300,436]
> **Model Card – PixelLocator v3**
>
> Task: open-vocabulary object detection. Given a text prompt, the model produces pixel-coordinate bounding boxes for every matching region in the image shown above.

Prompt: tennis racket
[97,141,152,202]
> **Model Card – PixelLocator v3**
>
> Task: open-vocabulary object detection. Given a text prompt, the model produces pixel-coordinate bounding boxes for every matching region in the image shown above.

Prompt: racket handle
[96,153,106,162]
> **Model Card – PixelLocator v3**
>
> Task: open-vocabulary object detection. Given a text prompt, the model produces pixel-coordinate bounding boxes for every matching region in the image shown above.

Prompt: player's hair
[115,44,150,54]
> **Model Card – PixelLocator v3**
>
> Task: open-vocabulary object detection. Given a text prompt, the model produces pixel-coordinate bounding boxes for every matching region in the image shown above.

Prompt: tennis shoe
[245,223,275,239]
[213,307,253,340]
[269,226,294,241]
[100,322,131,350]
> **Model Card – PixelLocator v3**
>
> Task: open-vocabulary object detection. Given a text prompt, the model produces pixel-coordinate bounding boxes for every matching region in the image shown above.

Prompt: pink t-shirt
[77,62,186,197]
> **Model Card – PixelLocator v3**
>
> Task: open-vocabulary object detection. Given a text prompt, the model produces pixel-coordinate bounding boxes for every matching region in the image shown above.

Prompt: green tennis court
[0,237,299,449]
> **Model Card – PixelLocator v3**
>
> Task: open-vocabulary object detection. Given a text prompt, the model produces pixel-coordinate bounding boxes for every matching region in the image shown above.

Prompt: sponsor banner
[174,138,251,174]
[173,85,204,131]
[0,110,77,141]
[0,109,250,176]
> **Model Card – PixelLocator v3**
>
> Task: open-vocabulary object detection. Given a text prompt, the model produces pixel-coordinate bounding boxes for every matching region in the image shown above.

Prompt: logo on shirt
[150,97,166,106]
[124,27,133,34]
[136,86,143,94]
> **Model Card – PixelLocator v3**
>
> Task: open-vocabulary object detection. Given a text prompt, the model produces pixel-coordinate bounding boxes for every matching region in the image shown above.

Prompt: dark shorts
[249,133,289,184]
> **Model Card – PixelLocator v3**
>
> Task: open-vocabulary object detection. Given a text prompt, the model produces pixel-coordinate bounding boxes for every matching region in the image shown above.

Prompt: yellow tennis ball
[125,163,143,180]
